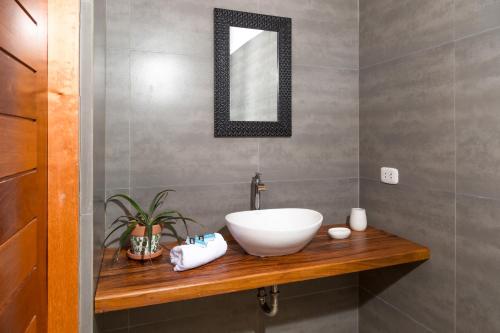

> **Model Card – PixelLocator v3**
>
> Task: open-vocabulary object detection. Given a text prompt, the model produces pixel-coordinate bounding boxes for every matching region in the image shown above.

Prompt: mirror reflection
[229,27,278,122]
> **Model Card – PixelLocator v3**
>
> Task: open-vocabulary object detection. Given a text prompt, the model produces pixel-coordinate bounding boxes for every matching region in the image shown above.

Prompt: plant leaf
[106,194,148,221]
[148,189,175,216]
[119,221,137,248]
[161,222,182,243]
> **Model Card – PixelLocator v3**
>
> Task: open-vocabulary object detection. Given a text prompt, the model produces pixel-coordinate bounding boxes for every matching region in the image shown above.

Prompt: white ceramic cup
[350,208,367,231]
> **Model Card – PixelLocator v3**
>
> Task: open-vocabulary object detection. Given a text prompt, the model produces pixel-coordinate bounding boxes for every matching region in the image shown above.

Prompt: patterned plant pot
[127,224,163,260]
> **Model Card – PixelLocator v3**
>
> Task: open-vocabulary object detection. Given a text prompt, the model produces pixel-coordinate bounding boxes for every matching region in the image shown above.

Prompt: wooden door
[0,0,48,332]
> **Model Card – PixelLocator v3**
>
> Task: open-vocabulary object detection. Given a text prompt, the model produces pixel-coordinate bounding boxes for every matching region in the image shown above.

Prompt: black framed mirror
[214,8,292,137]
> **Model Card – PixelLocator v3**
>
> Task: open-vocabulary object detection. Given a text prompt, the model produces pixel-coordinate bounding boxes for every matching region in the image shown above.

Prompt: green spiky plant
[104,189,198,259]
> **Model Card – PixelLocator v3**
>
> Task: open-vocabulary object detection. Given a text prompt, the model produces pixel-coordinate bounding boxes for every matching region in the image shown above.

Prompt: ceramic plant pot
[127,224,163,260]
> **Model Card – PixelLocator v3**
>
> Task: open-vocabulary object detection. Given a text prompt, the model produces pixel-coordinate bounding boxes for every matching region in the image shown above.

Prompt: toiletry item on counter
[170,233,227,271]
[328,227,351,239]
[350,208,367,231]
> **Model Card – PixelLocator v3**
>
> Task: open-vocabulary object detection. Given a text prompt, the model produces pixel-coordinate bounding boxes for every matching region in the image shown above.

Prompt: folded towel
[170,233,227,271]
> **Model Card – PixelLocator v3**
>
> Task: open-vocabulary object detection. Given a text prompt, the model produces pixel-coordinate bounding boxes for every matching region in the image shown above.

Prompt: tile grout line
[360,287,434,332]
[105,176,359,191]
[452,1,457,330]
[360,23,500,72]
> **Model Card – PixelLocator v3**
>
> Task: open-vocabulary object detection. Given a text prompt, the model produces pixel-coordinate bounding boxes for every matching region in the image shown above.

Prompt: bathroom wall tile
[359,289,430,333]
[131,183,249,237]
[260,67,358,181]
[106,0,130,50]
[260,287,358,333]
[79,214,94,333]
[456,28,500,199]
[129,52,259,188]
[456,194,500,332]
[279,274,357,299]
[129,290,255,327]
[95,309,129,332]
[360,44,454,192]
[359,0,453,67]
[359,179,455,332]
[129,300,258,333]
[265,178,358,226]
[104,188,130,243]
[259,0,358,69]
[129,0,258,57]
[106,48,130,190]
[455,0,500,39]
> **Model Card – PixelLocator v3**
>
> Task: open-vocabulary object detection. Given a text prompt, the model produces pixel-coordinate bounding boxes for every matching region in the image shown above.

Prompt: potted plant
[104,189,197,261]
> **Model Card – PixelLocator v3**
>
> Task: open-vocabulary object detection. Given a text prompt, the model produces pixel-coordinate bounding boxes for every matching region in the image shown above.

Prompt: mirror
[230,27,278,122]
[214,8,292,137]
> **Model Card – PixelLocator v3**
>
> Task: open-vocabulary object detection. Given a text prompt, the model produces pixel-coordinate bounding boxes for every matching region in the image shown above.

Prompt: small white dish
[328,227,351,240]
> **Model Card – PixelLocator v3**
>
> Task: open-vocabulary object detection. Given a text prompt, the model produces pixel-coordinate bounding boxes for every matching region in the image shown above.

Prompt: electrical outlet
[381,167,399,184]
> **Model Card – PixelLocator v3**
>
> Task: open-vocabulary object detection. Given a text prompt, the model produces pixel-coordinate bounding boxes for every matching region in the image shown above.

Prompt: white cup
[350,208,367,231]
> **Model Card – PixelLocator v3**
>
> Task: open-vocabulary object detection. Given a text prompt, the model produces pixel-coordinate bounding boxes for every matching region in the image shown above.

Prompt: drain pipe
[257,285,279,317]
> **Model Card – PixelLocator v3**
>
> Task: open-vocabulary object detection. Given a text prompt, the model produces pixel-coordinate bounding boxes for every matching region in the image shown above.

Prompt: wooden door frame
[47,0,80,331]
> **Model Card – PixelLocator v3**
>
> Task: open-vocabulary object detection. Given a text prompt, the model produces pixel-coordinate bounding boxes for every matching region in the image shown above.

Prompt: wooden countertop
[95,225,429,313]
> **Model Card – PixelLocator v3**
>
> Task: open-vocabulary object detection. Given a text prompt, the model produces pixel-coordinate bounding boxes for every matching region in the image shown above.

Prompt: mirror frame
[214,8,292,137]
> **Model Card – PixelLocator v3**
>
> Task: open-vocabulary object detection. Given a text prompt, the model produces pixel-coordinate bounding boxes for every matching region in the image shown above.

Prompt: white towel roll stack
[170,233,227,272]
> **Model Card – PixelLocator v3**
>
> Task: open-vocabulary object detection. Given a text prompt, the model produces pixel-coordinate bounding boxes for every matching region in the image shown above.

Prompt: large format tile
[456,28,500,199]
[360,44,454,192]
[456,195,500,332]
[279,274,357,299]
[129,289,256,327]
[260,66,358,181]
[258,0,359,69]
[129,52,259,187]
[264,178,358,225]
[129,298,258,333]
[131,183,249,237]
[261,287,358,333]
[359,179,455,332]
[106,0,130,50]
[95,309,129,332]
[359,290,430,333]
[360,0,453,67]
[455,0,500,39]
[105,49,131,190]
[130,0,258,56]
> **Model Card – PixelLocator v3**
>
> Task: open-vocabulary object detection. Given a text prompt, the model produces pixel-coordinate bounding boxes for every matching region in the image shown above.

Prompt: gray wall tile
[456,194,500,332]
[360,44,455,192]
[129,51,259,187]
[106,48,130,190]
[264,178,358,226]
[456,28,500,199]
[260,67,358,181]
[359,179,455,332]
[258,0,359,69]
[261,287,358,333]
[359,289,430,333]
[106,0,130,50]
[131,183,250,236]
[360,0,453,67]
[455,0,500,40]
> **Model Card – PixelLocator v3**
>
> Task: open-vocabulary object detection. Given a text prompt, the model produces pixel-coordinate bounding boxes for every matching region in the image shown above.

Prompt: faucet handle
[257,184,267,192]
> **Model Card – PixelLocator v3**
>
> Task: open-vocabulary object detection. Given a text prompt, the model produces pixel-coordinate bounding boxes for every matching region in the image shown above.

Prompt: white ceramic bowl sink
[225,208,323,257]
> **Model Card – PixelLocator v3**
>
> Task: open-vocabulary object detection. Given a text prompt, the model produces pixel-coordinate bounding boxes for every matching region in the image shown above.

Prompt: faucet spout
[251,172,267,210]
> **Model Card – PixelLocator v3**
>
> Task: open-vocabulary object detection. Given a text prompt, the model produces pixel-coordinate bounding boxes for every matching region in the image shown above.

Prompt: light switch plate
[381,167,399,184]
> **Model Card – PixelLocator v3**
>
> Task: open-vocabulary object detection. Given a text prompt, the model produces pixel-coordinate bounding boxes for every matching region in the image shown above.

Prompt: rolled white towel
[170,233,227,272]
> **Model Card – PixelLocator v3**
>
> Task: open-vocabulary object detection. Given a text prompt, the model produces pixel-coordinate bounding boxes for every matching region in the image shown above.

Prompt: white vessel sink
[225,208,323,257]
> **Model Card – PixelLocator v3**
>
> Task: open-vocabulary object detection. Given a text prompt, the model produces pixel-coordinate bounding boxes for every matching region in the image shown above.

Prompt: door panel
[0,51,38,119]
[0,115,37,178]
[0,171,37,244]
[0,1,47,332]
[0,219,37,303]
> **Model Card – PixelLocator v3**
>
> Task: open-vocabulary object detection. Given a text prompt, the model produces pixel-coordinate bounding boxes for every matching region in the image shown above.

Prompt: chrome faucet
[251,172,267,210]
